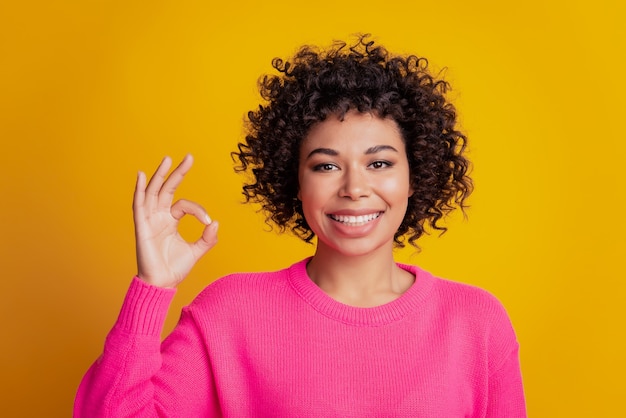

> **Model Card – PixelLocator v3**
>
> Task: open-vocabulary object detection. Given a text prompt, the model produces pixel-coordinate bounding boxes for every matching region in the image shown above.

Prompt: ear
[297,189,302,200]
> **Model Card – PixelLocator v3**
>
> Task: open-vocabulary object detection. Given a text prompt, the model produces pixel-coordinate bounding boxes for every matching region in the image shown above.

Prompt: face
[297,110,414,258]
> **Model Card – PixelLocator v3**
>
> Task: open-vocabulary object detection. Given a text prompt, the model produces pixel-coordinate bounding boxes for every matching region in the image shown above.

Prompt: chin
[317,237,394,258]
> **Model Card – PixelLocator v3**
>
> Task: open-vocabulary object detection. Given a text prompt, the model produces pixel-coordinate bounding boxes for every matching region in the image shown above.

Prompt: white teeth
[330,212,381,226]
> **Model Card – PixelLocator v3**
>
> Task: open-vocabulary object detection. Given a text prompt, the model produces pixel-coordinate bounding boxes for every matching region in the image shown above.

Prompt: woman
[75,36,526,417]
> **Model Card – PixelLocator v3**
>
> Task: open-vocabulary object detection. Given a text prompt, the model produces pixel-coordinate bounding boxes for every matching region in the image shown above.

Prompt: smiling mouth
[328,212,382,226]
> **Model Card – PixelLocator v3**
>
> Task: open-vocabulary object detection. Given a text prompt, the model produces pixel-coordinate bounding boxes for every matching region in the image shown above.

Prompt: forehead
[300,111,404,153]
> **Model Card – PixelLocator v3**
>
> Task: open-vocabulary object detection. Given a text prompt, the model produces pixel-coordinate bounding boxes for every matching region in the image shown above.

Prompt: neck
[306,243,414,307]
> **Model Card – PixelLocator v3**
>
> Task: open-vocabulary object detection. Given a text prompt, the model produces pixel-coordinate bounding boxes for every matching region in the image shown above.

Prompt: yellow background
[1,1,624,416]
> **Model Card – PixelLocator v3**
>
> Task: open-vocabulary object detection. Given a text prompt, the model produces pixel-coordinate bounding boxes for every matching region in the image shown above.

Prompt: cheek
[380,176,412,199]
[298,174,332,205]
[297,186,319,214]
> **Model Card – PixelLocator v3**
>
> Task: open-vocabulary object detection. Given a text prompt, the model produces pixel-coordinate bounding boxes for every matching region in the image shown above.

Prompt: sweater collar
[287,258,435,326]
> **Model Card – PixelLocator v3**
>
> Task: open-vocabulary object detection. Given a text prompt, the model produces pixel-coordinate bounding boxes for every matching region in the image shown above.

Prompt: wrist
[136,273,180,289]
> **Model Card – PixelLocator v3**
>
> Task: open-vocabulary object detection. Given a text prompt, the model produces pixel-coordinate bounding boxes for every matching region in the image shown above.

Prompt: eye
[313,163,338,172]
[369,160,392,169]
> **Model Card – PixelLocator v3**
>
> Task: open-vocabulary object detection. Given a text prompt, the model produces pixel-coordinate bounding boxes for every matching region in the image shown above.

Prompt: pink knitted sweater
[75,259,526,417]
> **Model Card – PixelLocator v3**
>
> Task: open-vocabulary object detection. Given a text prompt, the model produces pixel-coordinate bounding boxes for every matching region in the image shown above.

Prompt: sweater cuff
[114,276,177,336]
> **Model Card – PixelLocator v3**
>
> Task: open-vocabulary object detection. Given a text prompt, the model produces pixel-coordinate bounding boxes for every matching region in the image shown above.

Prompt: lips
[328,212,383,226]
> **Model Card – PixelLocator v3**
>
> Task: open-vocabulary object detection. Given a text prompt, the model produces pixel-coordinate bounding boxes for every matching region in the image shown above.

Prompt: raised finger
[157,154,194,210]
[144,156,174,211]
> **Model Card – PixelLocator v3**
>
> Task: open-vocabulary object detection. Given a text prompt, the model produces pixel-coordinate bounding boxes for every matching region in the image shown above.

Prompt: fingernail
[205,214,212,224]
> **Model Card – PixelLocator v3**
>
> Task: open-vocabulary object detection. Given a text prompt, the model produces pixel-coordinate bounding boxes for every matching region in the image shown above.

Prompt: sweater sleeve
[74,277,220,418]
[486,343,526,417]
[481,295,527,418]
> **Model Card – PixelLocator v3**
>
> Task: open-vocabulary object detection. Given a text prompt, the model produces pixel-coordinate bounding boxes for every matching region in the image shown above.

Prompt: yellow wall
[1,1,624,416]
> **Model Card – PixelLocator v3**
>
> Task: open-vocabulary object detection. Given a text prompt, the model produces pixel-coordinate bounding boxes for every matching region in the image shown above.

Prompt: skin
[134,154,218,288]
[135,111,414,305]
[298,111,415,307]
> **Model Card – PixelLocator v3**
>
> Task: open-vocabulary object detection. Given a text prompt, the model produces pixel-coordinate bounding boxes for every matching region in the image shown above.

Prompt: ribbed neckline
[287,258,435,327]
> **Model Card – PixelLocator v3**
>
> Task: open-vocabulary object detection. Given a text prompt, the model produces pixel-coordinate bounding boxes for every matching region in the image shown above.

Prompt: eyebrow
[306,145,399,159]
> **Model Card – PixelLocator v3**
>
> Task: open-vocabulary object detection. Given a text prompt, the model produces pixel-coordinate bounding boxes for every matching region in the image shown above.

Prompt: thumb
[191,220,219,259]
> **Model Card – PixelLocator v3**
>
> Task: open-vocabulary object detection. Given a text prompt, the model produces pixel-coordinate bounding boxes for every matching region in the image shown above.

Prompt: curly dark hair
[233,35,472,247]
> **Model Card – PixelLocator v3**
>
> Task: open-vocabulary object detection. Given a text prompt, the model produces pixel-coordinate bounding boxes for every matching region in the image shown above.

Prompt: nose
[339,168,370,200]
